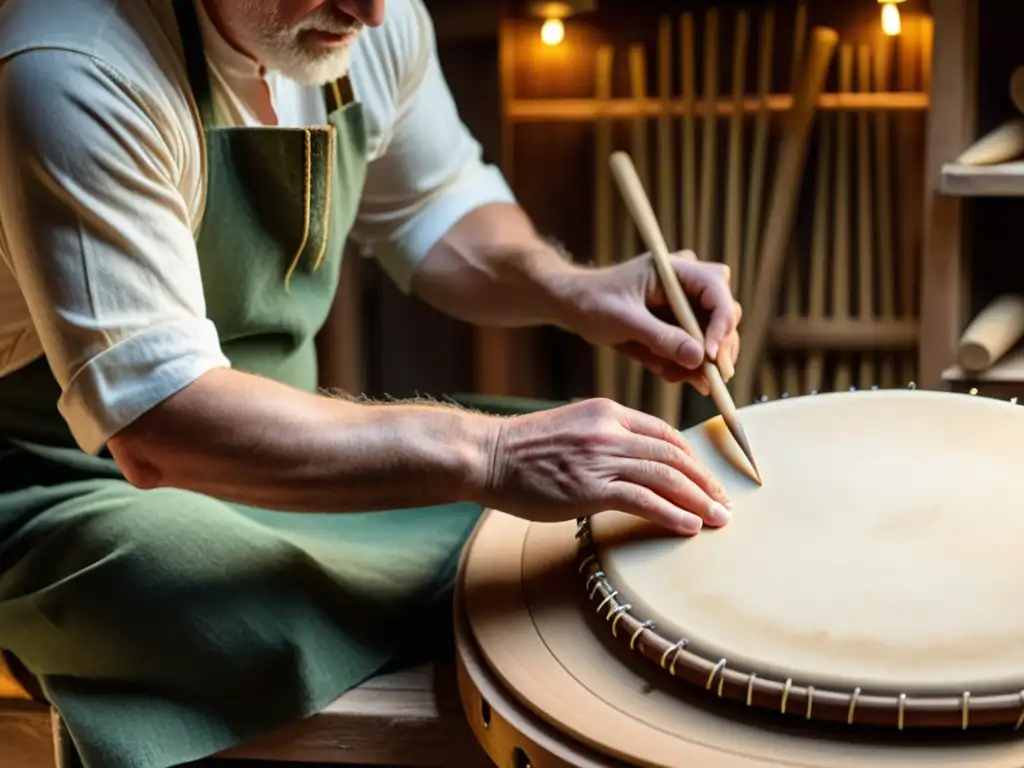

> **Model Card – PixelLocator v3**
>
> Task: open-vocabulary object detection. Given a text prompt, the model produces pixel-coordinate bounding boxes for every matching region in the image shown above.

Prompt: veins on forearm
[409,204,581,329]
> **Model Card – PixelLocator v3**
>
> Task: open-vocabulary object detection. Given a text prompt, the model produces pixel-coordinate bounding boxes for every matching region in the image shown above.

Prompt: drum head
[459,390,1024,767]
[586,390,1024,726]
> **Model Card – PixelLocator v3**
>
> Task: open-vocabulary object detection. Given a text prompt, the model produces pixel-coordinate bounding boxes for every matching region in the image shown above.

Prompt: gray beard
[224,0,360,85]
[262,43,354,85]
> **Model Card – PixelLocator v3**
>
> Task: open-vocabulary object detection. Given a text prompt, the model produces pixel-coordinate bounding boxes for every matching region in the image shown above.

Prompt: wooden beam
[506,92,930,122]
[919,1,977,389]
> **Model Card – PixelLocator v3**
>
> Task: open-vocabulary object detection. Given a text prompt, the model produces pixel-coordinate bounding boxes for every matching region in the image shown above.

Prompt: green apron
[0,2,485,765]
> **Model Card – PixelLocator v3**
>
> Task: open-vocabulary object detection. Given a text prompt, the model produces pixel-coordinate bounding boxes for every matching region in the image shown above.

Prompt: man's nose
[333,0,386,28]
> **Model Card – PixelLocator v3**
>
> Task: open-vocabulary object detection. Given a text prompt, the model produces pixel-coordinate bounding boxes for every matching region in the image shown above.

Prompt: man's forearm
[107,367,501,513]
[410,203,583,329]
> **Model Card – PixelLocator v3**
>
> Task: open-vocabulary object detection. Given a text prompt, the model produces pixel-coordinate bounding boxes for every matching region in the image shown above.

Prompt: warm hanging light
[524,1,596,46]
[878,0,904,36]
[540,18,565,46]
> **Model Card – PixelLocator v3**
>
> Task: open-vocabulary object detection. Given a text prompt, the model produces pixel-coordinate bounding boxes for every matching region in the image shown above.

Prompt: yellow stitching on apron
[284,128,314,290]
[311,126,335,272]
[331,79,345,109]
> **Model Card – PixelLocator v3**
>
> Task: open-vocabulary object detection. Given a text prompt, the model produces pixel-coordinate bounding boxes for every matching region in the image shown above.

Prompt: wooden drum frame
[454,388,1024,768]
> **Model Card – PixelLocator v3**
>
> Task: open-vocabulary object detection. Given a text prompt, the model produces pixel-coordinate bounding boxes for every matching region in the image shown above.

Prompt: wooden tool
[593,45,616,401]
[954,120,1024,165]
[734,26,838,405]
[654,16,682,427]
[957,294,1024,372]
[609,151,762,485]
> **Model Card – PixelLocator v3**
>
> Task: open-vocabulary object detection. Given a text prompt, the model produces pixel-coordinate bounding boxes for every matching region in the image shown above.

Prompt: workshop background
[331,0,1024,430]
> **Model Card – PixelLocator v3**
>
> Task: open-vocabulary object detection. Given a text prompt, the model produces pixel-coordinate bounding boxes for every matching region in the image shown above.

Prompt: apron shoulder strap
[170,0,216,127]
[323,75,356,113]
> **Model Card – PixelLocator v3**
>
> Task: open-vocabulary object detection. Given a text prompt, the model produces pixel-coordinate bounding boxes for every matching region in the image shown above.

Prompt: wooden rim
[575,518,1024,730]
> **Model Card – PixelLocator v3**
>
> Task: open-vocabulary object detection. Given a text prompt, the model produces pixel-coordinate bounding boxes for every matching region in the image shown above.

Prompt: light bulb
[541,18,565,46]
[881,3,902,36]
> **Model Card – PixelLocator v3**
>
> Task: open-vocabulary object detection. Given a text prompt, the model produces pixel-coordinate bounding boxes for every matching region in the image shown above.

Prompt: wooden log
[734,26,838,404]
[957,295,1024,372]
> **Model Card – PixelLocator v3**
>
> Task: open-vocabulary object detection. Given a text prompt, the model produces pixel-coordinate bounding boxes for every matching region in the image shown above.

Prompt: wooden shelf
[940,161,1024,196]
[506,92,929,122]
[770,318,919,351]
[942,349,1024,383]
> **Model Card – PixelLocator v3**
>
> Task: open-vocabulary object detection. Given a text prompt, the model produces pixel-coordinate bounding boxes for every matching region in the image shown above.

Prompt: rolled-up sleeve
[351,0,517,294]
[0,51,230,454]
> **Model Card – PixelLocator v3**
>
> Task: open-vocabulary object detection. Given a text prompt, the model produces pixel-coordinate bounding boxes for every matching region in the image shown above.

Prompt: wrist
[402,404,504,506]
[516,240,589,330]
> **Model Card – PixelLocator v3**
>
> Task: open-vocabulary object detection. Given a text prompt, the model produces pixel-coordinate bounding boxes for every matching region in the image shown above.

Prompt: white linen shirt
[0,0,515,455]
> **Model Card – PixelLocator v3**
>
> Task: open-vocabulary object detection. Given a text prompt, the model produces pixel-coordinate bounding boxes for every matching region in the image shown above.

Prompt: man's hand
[480,398,732,536]
[555,250,741,395]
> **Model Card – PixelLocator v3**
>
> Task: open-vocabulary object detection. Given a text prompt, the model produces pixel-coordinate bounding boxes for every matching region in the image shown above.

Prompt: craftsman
[0,0,742,765]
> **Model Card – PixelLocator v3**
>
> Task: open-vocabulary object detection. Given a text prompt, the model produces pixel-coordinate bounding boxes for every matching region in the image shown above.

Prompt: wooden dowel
[856,44,876,390]
[680,14,698,250]
[654,16,683,426]
[723,11,749,294]
[1010,66,1024,116]
[740,7,775,312]
[623,44,649,410]
[698,8,719,262]
[897,19,924,385]
[832,44,854,393]
[873,36,897,388]
[772,317,919,350]
[593,45,617,401]
[955,120,1024,165]
[656,16,676,251]
[957,295,1024,372]
[734,26,838,405]
[804,116,832,392]
[790,3,808,94]
[920,15,933,94]
[779,2,808,398]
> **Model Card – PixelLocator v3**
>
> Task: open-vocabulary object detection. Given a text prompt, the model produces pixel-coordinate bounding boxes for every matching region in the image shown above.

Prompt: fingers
[604,483,706,536]
[605,447,732,534]
[669,253,738,360]
[617,410,731,507]
[614,342,710,393]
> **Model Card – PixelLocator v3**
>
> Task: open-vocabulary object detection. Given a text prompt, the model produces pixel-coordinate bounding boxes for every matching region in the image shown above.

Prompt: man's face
[215,0,386,85]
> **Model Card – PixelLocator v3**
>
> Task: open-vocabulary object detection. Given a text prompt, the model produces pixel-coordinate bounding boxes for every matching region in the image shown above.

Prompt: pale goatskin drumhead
[591,389,1024,697]
[459,390,1024,767]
